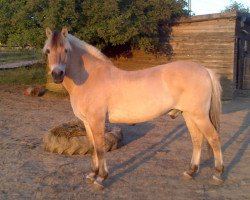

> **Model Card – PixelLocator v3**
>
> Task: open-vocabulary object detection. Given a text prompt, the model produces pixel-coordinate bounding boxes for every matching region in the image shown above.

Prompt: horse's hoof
[183,171,193,180]
[85,174,95,184]
[211,175,224,185]
[93,180,104,191]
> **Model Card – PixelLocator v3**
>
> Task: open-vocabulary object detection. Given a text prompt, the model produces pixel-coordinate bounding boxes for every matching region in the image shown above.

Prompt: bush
[0,0,187,54]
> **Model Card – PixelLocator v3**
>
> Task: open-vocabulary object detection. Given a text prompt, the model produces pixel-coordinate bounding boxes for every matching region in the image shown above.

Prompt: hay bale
[43,119,122,155]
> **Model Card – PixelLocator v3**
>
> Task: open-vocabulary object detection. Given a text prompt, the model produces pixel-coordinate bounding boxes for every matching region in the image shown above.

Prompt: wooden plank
[0,60,41,69]
[172,25,236,32]
[172,19,236,32]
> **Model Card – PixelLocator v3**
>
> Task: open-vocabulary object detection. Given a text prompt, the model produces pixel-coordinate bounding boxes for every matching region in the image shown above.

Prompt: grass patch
[0,63,47,85]
[45,90,69,98]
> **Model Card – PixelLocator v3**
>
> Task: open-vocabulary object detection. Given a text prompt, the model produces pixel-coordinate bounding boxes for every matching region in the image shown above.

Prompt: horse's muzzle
[52,68,65,84]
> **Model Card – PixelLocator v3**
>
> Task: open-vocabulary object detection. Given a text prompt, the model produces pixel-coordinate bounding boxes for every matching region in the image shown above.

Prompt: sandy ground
[0,85,249,200]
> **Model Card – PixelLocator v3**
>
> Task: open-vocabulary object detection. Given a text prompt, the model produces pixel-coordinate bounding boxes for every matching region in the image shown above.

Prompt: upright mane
[67,34,108,62]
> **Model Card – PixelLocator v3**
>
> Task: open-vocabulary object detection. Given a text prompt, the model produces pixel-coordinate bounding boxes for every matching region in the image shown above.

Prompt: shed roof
[177,11,250,24]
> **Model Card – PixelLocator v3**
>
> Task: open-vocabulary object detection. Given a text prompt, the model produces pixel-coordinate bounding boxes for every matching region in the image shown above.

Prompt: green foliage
[0,0,187,54]
[79,0,187,53]
[0,63,46,85]
[221,1,249,13]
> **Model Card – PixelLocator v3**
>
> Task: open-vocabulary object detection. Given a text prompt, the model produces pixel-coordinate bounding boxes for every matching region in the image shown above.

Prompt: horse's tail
[207,69,222,132]
[206,69,222,154]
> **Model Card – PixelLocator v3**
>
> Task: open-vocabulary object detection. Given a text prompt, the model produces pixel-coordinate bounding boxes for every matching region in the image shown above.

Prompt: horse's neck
[62,48,87,94]
[62,46,113,94]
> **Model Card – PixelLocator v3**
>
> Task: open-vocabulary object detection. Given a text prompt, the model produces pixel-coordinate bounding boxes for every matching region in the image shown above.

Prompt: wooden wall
[170,13,237,99]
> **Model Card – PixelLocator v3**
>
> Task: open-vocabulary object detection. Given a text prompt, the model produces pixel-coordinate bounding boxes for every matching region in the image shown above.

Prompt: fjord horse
[43,27,224,189]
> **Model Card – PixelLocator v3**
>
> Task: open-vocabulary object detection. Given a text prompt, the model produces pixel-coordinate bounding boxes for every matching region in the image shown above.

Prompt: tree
[221,1,249,13]
[79,0,187,54]
[0,0,187,54]
[0,0,81,47]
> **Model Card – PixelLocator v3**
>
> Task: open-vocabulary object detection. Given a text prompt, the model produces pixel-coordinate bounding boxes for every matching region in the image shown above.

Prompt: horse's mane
[67,34,108,62]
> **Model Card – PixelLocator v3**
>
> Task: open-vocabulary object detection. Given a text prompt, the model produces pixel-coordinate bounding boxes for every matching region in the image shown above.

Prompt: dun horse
[43,28,224,189]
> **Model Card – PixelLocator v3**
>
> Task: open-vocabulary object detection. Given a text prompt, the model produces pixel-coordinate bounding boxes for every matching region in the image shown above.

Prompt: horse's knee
[208,134,220,147]
[192,136,202,147]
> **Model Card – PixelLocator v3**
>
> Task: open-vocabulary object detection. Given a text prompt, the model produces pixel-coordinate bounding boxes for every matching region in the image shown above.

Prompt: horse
[43,27,224,189]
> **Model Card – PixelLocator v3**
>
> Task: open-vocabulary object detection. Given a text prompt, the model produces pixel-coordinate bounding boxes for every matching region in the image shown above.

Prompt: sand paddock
[0,85,249,199]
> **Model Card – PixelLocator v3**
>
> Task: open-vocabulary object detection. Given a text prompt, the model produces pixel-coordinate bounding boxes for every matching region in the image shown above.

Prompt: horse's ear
[61,27,68,37]
[46,27,52,38]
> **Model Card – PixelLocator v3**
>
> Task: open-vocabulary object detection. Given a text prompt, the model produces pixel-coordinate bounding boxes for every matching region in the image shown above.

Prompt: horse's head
[43,27,71,84]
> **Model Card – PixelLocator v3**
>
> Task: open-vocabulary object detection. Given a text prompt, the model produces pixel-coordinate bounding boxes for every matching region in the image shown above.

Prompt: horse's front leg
[84,121,99,183]
[83,118,108,190]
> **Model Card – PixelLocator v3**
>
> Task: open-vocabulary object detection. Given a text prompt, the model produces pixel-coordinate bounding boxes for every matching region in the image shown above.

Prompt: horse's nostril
[52,68,64,82]
[52,69,63,76]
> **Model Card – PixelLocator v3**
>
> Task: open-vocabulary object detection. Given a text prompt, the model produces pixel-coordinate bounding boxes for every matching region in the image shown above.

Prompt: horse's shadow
[201,101,250,179]
[106,122,186,187]
[222,98,249,114]
[118,122,155,146]
[222,110,250,178]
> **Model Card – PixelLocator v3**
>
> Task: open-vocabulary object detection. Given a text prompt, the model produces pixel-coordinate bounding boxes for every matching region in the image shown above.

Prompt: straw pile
[43,119,122,155]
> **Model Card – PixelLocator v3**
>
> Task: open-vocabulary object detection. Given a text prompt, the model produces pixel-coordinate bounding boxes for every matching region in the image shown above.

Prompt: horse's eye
[46,49,50,54]
[65,49,68,53]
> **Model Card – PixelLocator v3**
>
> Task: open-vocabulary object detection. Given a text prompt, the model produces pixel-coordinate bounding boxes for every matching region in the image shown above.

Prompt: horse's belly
[108,98,172,123]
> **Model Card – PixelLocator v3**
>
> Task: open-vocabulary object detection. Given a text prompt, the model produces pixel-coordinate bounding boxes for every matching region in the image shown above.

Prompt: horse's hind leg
[182,112,204,179]
[190,114,224,183]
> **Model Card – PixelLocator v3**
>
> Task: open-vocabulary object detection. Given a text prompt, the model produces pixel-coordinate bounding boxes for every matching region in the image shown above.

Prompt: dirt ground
[0,85,249,200]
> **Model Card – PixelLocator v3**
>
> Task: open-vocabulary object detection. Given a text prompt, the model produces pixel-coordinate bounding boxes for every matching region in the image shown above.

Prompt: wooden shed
[170,11,250,99]
[112,12,250,99]
[47,12,250,99]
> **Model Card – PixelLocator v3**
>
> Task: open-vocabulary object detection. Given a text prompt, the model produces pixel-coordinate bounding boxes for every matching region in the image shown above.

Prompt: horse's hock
[43,119,123,155]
